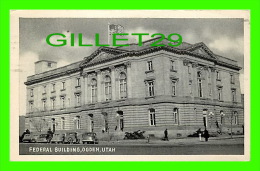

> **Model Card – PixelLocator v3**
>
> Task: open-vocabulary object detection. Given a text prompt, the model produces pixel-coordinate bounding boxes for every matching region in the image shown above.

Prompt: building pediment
[80,47,129,68]
[185,42,217,60]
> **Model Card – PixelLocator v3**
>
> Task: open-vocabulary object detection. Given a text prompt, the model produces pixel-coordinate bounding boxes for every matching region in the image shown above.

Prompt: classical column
[96,70,102,102]
[83,73,88,105]
[110,66,116,100]
[210,67,216,99]
[125,62,132,98]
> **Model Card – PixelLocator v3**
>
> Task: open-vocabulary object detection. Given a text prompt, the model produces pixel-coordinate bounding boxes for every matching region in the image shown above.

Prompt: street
[19,136,244,155]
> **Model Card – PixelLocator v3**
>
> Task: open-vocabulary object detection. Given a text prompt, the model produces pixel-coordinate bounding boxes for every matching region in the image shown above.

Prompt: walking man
[164,129,169,141]
[204,129,209,142]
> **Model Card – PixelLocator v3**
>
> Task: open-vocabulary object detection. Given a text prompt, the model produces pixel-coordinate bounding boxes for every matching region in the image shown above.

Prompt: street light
[208,112,214,128]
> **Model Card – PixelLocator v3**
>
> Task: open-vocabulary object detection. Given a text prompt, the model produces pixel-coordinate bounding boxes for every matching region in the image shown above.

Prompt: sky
[19,18,244,115]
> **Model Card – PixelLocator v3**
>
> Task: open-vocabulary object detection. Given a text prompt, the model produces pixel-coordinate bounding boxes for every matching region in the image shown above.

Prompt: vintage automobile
[37,134,52,143]
[81,132,98,144]
[22,133,39,143]
[51,132,65,144]
[64,132,80,144]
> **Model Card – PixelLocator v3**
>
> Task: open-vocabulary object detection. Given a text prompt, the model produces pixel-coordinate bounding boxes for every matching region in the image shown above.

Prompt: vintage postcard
[10,10,250,161]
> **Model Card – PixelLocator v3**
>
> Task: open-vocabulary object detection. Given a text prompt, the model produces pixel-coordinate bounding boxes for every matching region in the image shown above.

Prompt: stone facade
[24,38,244,138]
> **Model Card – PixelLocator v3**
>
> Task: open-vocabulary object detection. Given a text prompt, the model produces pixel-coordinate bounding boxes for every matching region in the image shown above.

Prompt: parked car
[37,134,52,143]
[81,132,98,144]
[51,132,65,144]
[22,133,39,143]
[64,132,80,144]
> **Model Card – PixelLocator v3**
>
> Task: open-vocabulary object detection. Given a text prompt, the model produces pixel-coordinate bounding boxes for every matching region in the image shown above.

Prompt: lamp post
[230,112,234,139]
[208,112,214,128]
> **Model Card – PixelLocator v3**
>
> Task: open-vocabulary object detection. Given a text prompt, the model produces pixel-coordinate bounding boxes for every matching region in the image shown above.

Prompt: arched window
[119,73,127,99]
[104,76,112,101]
[149,108,156,126]
[91,79,97,103]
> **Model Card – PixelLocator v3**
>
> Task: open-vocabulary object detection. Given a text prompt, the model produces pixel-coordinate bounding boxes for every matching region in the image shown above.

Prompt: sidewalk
[99,135,244,146]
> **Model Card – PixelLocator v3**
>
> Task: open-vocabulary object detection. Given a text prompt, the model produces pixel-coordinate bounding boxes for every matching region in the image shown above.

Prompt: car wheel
[68,138,73,144]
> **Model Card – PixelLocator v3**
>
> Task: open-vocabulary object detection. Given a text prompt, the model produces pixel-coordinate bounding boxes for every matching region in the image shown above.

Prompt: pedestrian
[164,129,169,141]
[204,129,209,142]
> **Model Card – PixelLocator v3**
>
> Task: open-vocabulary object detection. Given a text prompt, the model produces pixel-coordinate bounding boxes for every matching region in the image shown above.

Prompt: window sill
[50,109,55,111]
[145,96,155,99]
[75,105,81,108]
[51,91,56,93]
[145,70,154,74]
[216,79,221,81]
[170,69,177,72]
[42,93,46,95]
[60,89,66,91]
[116,98,127,102]
[75,85,81,88]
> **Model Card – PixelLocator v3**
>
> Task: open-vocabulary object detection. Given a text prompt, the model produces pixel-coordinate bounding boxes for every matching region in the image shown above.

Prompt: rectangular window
[43,86,46,94]
[188,65,191,75]
[61,117,65,130]
[62,81,65,90]
[75,94,81,106]
[29,101,33,112]
[216,71,220,80]
[234,112,238,125]
[231,74,235,84]
[147,81,154,97]
[149,109,156,126]
[75,116,80,129]
[218,88,222,101]
[61,97,65,109]
[42,100,46,111]
[47,62,52,68]
[76,78,81,87]
[171,60,176,71]
[30,89,33,97]
[51,98,55,110]
[52,83,55,92]
[232,89,236,102]
[172,80,177,96]
[173,108,179,124]
[147,61,153,71]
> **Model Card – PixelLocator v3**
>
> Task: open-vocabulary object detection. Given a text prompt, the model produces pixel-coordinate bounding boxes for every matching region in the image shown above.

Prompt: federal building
[24,37,244,138]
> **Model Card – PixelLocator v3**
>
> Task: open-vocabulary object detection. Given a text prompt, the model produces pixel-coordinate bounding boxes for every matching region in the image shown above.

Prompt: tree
[30,117,50,133]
